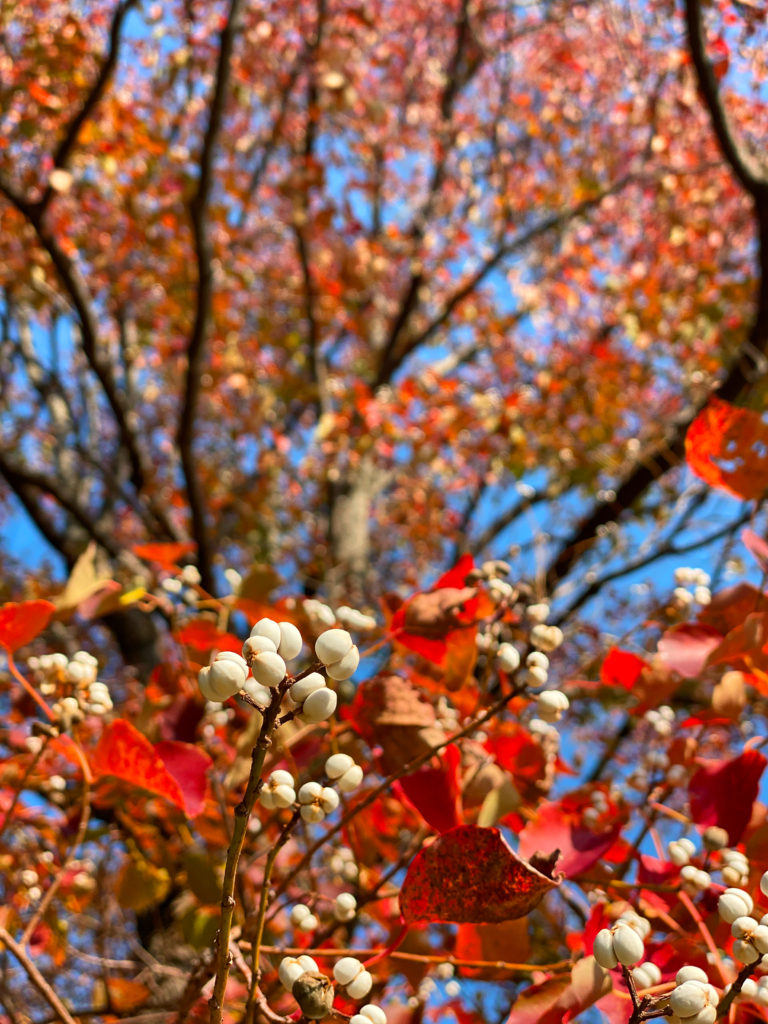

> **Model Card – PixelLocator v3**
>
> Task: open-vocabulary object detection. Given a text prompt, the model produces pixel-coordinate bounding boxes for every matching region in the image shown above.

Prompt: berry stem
[209,689,286,1024]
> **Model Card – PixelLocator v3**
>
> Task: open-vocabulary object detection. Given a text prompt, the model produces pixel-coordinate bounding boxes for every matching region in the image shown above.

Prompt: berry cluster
[27,650,112,718]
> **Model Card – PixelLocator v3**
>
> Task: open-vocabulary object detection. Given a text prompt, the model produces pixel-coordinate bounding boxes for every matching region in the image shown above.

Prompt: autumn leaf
[454,919,531,977]
[104,977,151,1012]
[505,957,611,1024]
[174,619,242,654]
[685,397,768,500]
[0,600,56,652]
[393,743,462,833]
[689,749,767,843]
[518,798,623,878]
[657,624,722,679]
[91,719,187,813]
[600,647,647,690]
[153,741,212,817]
[399,824,561,925]
[132,541,196,570]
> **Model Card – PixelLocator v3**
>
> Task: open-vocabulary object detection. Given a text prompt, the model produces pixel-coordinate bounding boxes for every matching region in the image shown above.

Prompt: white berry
[290,673,326,703]
[250,618,282,647]
[326,753,355,779]
[326,644,360,681]
[316,629,353,665]
[250,650,287,688]
[278,622,303,660]
[301,687,338,723]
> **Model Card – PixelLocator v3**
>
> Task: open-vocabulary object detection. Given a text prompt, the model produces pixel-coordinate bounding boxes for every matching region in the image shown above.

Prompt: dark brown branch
[683,0,768,198]
[545,198,768,596]
[36,0,139,214]
[375,178,632,386]
[177,0,244,595]
[374,0,479,384]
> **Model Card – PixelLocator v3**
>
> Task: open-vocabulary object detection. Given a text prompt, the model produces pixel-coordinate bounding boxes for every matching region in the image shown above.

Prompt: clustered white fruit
[279,954,319,991]
[334,956,373,999]
[290,903,319,932]
[667,966,719,1024]
[28,650,113,716]
[259,770,296,809]
[536,688,569,723]
[668,837,697,867]
[630,961,662,990]
[325,753,364,793]
[298,781,340,823]
[593,920,646,969]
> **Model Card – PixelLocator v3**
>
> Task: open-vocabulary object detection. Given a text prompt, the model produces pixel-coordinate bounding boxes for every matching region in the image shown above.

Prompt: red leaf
[743,529,768,573]
[518,799,623,878]
[399,824,560,925]
[600,647,646,690]
[174,620,242,654]
[91,719,186,812]
[685,397,768,500]
[153,741,211,817]
[0,600,56,652]
[505,957,611,1024]
[689,749,768,843]
[454,919,531,976]
[393,744,462,833]
[133,542,196,570]
[657,624,723,678]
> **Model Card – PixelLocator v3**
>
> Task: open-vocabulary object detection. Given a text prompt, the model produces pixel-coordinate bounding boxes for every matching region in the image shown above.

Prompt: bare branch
[36,0,139,214]
[683,0,768,198]
[177,0,244,595]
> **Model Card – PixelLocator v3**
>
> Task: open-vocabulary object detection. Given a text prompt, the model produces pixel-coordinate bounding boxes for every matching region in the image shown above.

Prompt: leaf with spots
[399,824,561,925]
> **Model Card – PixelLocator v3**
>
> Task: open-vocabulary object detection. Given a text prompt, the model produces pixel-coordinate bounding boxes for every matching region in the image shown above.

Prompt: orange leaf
[0,600,56,652]
[399,824,560,924]
[132,542,196,570]
[105,977,150,1012]
[91,719,186,812]
[685,397,768,500]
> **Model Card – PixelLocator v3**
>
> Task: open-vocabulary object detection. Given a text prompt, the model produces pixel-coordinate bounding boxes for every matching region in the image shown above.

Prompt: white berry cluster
[278,955,384,1022]
[739,975,768,1005]
[334,956,373,999]
[667,966,719,1024]
[197,618,361,723]
[28,650,112,717]
[258,754,363,817]
[673,566,711,608]
[289,892,357,933]
[593,918,647,969]
[630,961,661,991]
[302,598,376,634]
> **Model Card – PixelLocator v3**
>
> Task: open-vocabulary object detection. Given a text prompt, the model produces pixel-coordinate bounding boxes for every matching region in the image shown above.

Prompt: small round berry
[279,955,319,991]
[761,870,768,900]
[319,787,340,814]
[250,618,282,647]
[334,957,364,987]
[670,980,708,1017]
[346,970,373,1000]
[526,651,549,671]
[301,687,338,723]
[326,753,355,779]
[334,892,357,922]
[242,635,278,660]
[326,644,360,681]
[290,673,326,703]
[290,904,312,926]
[675,966,709,985]
[612,923,644,966]
[316,629,354,665]
[530,624,564,652]
[298,782,323,804]
[536,690,569,722]
[496,643,520,673]
[719,890,753,924]
[593,928,618,970]
[337,764,364,793]
[526,602,550,623]
[353,1007,386,1024]
[243,678,272,705]
[250,650,287,688]
[278,621,303,660]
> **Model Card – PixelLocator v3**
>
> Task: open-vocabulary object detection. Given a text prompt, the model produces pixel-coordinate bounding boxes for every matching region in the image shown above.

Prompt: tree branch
[177,0,244,595]
[36,0,139,214]
[683,0,768,197]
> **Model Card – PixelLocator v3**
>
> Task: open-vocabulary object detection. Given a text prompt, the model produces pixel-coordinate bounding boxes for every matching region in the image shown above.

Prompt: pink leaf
[743,529,768,574]
[657,624,723,679]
